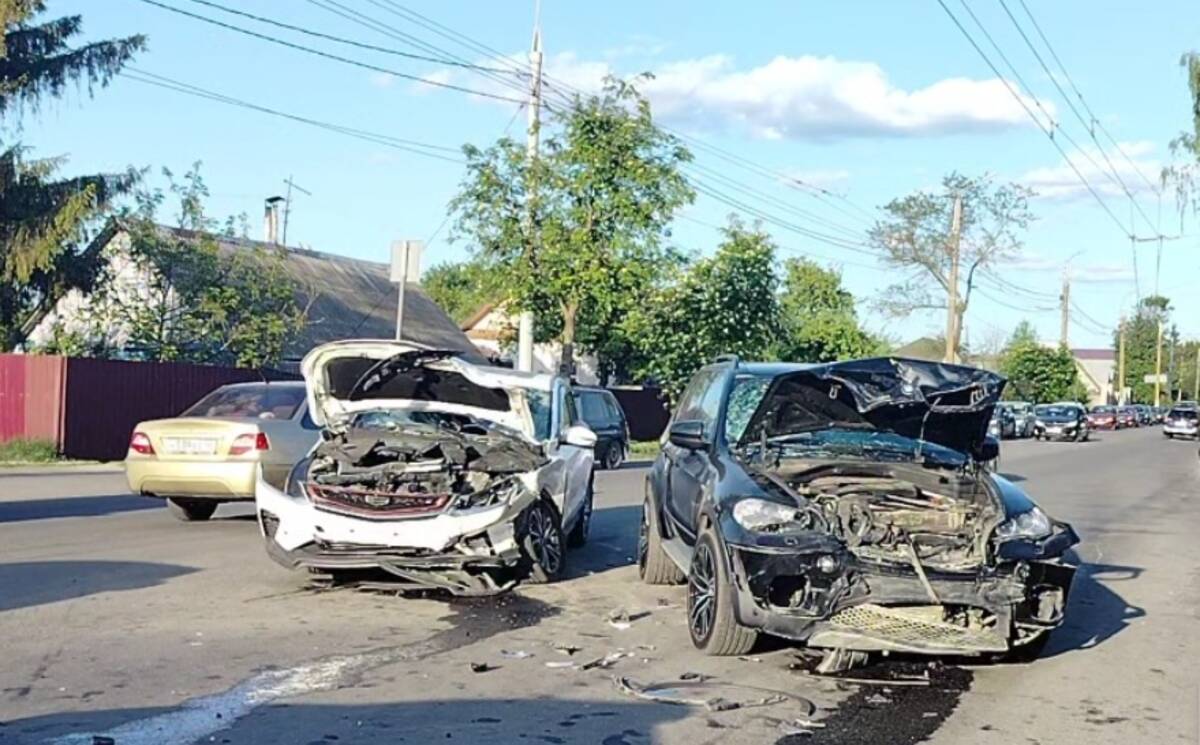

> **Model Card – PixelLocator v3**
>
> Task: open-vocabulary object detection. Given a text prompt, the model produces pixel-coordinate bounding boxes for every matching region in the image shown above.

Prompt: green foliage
[1001,341,1081,404]
[450,77,694,375]
[869,173,1035,356]
[422,257,502,325]
[777,257,884,362]
[0,436,57,462]
[1115,295,1173,404]
[78,165,306,368]
[631,219,780,400]
[0,2,144,350]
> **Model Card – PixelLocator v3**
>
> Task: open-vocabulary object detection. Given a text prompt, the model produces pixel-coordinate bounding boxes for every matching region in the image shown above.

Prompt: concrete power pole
[516,6,543,373]
[281,176,311,247]
[944,194,963,364]
[1059,274,1070,348]
[1154,319,1164,407]
[1193,344,1199,402]
[1117,320,1126,404]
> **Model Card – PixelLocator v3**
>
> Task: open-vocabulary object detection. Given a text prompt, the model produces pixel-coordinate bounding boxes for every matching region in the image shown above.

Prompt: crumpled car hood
[738,357,1005,460]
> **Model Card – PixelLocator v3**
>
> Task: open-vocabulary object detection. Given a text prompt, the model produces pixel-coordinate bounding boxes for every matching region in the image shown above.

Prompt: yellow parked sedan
[125,381,320,521]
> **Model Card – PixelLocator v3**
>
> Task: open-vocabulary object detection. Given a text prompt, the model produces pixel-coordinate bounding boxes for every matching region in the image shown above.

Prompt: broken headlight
[285,456,313,499]
[453,477,523,512]
[732,498,799,532]
[994,506,1052,541]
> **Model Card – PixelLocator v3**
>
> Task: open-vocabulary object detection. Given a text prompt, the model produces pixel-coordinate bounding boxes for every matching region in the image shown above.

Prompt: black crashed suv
[639,356,1079,664]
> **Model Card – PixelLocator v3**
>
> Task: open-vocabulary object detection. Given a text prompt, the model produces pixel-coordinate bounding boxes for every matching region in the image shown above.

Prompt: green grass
[0,438,60,463]
[628,439,662,460]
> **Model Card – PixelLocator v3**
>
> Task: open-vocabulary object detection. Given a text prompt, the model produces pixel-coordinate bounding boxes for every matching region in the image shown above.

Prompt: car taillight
[129,431,155,455]
[229,432,270,455]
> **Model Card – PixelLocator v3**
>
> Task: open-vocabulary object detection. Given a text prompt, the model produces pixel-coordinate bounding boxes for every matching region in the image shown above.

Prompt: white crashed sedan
[255,341,597,595]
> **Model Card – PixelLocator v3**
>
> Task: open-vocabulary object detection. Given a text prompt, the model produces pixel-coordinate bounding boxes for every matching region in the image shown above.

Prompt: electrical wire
[120,68,464,163]
[134,0,527,104]
[934,0,1132,238]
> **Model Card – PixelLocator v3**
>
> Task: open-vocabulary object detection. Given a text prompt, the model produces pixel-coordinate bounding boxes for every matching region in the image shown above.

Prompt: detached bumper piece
[808,604,1007,654]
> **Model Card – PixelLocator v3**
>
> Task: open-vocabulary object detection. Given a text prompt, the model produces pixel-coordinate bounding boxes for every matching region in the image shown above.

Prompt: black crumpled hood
[739,357,1006,460]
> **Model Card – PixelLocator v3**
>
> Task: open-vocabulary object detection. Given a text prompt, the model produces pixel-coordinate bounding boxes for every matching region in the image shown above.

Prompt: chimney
[263,196,285,244]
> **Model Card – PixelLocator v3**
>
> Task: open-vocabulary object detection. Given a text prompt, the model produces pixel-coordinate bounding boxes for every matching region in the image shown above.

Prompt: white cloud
[998,252,1135,284]
[408,69,455,95]
[430,52,1049,140]
[1018,140,1160,201]
[369,72,395,89]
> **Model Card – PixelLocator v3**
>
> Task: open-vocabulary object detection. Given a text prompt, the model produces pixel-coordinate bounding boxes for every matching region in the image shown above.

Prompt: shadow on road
[3,698,691,745]
[0,494,161,523]
[0,560,196,612]
[567,504,640,579]
[1042,561,1145,659]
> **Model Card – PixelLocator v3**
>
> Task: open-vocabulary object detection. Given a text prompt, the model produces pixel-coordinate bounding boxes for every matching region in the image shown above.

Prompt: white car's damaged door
[546,379,596,530]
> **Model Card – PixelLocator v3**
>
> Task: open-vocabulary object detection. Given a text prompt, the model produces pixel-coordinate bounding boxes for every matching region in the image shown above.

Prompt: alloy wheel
[688,541,717,643]
[527,504,563,575]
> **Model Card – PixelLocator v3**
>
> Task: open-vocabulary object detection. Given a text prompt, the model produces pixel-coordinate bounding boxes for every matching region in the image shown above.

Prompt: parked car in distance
[1153,406,1167,424]
[1087,405,1120,430]
[256,342,597,595]
[125,381,320,522]
[1117,407,1139,428]
[1033,403,1090,442]
[1132,404,1155,426]
[641,356,1078,664]
[1163,407,1199,439]
[572,386,630,470]
[989,404,1017,439]
[1000,401,1036,438]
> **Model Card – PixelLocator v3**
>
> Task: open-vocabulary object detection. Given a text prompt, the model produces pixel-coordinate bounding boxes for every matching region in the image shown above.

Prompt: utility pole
[1059,274,1070,348]
[1117,320,1126,404]
[281,176,311,247]
[1167,328,1177,402]
[516,4,543,373]
[1193,344,1199,402]
[1154,319,1164,407]
[944,193,963,364]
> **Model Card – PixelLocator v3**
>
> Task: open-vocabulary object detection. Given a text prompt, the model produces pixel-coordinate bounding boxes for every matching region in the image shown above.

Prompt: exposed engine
[303,410,546,519]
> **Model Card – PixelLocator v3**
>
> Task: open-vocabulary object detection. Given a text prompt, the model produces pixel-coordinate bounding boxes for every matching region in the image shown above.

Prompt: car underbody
[721,461,1076,657]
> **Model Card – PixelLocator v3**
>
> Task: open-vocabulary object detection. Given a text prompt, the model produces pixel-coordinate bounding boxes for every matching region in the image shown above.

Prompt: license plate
[163,437,218,455]
[1046,427,1062,434]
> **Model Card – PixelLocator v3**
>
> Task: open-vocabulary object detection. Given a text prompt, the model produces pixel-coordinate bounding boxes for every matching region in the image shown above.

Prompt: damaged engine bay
[303,410,546,520]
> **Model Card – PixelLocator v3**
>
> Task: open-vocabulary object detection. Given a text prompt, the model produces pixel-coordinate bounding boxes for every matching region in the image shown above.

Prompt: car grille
[307,483,451,520]
[826,604,1008,652]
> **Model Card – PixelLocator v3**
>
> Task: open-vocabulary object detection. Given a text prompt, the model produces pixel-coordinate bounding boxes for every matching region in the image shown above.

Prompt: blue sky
[18,0,1200,349]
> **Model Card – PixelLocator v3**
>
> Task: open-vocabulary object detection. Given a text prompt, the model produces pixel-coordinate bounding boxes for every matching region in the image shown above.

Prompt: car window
[1169,408,1198,420]
[527,389,553,441]
[183,384,305,419]
[678,370,726,435]
[673,367,718,424]
[602,393,624,424]
[578,392,611,426]
[724,374,772,443]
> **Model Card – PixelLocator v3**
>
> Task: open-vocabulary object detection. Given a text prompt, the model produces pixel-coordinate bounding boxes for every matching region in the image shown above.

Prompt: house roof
[892,336,946,362]
[132,224,481,361]
[1072,348,1115,361]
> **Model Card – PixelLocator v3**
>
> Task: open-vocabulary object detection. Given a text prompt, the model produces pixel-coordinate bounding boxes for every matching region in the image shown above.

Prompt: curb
[0,463,125,477]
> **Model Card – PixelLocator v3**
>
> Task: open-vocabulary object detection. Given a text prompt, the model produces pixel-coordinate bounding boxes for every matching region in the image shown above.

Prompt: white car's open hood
[301,340,553,439]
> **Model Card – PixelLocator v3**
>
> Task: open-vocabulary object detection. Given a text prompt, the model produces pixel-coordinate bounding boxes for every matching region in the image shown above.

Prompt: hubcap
[688,542,717,642]
[528,505,562,574]
[607,445,621,469]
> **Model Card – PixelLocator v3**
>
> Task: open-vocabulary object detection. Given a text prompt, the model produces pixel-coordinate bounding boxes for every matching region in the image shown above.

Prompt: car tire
[567,476,594,548]
[604,442,623,470]
[688,527,757,656]
[638,497,684,585]
[1002,631,1052,663]
[518,499,566,584]
[1165,433,1173,439]
[166,498,218,522]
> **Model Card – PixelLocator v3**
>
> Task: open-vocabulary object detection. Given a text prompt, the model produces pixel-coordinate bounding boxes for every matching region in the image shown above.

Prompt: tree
[776,257,883,363]
[1164,53,1200,221]
[631,219,779,401]
[450,77,693,375]
[869,173,1035,361]
[72,165,307,368]
[422,257,503,325]
[1116,295,1172,404]
[0,1,144,349]
[1001,342,1081,404]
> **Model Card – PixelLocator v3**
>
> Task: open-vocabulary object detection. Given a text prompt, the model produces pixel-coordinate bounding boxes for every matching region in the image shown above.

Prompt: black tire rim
[606,444,621,469]
[527,504,562,575]
[637,501,650,573]
[688,541,717,643]
[579,484,593,540]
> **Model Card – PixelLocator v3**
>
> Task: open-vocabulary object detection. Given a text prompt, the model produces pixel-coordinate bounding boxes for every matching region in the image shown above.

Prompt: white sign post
[390,240,423,341]
[1143,374,1168,385]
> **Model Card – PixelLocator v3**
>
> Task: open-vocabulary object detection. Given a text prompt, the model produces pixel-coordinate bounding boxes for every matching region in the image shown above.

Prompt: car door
[549,379,592,526]
[662,365,730,540]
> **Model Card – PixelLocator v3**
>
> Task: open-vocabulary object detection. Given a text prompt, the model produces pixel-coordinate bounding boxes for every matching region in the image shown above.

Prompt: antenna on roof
[282,176,312,247]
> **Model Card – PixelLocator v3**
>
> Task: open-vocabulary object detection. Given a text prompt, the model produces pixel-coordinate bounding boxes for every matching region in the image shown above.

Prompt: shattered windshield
[724,374,772,443]
[764,429,966,469]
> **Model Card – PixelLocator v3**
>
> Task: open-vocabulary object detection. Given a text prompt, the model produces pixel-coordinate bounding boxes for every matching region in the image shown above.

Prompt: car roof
[572,385,616,396]
[216,380,305,389]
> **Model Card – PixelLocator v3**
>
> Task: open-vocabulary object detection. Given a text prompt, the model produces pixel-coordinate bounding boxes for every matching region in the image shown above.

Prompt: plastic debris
[580,652,630,670]
[500,649,533,659]
[544,660,576,669]
[553,643,581,656]
[612,676,813,714]
[469,662,496,673]
[606,608,650,630]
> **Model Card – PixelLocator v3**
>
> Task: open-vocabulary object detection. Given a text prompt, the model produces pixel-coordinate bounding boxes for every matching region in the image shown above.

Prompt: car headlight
[453,477,524,511]
[994,506,1053,541]
[1034,419,1045,428]
[285,456,312,499]
[731,498,798,532]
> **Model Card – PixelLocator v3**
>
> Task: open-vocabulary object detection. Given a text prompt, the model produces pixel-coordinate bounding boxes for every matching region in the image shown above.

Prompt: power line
[179,0,524,74]
[121,68,464,163]
[134,0,527,104]
[933,0,1132,238]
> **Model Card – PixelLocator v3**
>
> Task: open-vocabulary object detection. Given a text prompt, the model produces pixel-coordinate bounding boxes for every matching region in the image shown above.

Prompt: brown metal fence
[0,354,298,461]
[609,386,672,441]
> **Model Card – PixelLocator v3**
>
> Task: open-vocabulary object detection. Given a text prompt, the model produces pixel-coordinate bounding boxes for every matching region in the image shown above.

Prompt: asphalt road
[1,427,1197,744]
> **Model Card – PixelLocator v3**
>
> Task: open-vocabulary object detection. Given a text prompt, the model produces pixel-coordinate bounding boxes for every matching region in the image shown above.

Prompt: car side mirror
[668,420,708,450]
[562,424,597,449]
[975,435,1000,463]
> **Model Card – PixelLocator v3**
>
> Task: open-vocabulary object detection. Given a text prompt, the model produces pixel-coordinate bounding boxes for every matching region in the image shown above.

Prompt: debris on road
[500,649,533,659]
[469,662,497,673]
[552,642,581,656]
[605,608,649,630]
[612,676,813,714]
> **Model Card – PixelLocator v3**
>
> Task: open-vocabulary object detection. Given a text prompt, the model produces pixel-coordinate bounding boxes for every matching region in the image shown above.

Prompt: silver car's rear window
[183,384,305,419]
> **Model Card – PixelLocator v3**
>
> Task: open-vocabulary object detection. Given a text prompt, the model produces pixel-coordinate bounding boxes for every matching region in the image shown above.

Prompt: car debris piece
[544,660,576,669]
[579,652,631,670]
[612,676,812,714]
[552,643,582,656]
[470,662,497,673]
[500,649,533,659]
[815,648,869,675]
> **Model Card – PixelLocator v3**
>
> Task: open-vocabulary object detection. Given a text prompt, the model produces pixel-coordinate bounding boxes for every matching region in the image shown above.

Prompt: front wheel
[566,477,594,548]
[166,498,218,522]
[688,528,757,656]
[603,441,624,470]
[518,499,566,583]
[638,497,683,585]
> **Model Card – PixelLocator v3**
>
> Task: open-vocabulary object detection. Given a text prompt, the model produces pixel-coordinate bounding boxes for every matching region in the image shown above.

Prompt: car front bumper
[1034,425,1085,440]
[125,458,257,499]
[1163,423,1199,437]
[722,530,1078,656]
[255,472,538,595]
